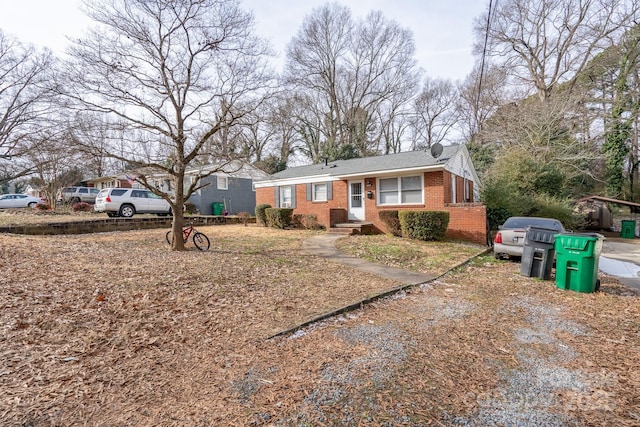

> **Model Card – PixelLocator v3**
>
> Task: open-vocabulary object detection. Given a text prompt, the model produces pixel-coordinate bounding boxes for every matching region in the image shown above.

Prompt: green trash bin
[554,233,604,293]
[621,220,636,239]
[212,202,225,216]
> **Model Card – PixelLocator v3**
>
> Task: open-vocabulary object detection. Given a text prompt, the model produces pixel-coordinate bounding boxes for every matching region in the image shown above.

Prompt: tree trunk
[171,173,186,251]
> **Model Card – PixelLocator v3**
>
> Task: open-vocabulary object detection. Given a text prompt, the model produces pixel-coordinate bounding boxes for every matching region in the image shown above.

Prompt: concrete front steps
[328,222,375,235]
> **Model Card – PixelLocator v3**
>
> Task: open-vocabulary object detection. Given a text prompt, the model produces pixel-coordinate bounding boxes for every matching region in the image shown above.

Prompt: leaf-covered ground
[1,223,638,426]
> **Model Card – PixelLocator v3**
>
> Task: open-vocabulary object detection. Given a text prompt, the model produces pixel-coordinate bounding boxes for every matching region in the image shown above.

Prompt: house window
[313,183,327,201]
[378,175,423,205]
[464,178,470,202]
[451,175,457,203]
[217,176,228,190]
[280,185,292,208]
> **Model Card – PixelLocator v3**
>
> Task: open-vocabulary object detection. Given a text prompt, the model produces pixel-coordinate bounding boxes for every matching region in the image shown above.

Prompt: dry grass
[0,208,168,226]
[1,221,639,426]
[0,208,96,226]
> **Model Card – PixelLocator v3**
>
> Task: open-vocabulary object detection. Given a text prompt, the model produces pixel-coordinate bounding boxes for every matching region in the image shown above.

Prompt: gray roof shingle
[266,145,460,181]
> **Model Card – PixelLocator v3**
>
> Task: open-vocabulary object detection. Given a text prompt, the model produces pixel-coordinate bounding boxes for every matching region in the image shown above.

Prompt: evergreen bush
[399,210,449,241]
[255,204,271,227]
[378,210,401,236]
[265,208,293,229]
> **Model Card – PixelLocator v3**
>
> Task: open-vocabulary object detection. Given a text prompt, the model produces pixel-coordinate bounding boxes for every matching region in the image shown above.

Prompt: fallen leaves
[0,224,638,426]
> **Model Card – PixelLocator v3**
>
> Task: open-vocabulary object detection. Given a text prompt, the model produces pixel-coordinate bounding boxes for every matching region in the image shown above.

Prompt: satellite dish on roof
[430,142,443,159]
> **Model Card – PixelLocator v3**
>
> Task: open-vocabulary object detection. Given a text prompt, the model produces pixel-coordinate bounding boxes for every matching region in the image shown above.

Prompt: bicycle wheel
[192,232,210,251]
[165,230,173,245]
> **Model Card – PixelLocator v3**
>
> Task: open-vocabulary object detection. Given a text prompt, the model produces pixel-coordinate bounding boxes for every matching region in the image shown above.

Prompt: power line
[475,0,495,137]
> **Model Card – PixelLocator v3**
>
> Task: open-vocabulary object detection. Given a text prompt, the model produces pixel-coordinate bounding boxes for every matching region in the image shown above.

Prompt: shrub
[378,210,401,236]
[526,194,582,230]
[183,202,197,214]
[70,202,94,212]
[486,207,511,231]
[255,204,271,227]
[237,211,251,226]
[292,213,321,230]
[399,210,450,241]
[265,208,293,229]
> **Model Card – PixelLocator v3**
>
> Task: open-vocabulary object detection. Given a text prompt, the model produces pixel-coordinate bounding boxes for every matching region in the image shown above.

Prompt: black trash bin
[520,226,557,280]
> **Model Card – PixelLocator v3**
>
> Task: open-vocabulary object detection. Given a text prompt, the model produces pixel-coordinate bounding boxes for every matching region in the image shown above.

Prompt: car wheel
[28,202,37,208]
[119,204,135,218]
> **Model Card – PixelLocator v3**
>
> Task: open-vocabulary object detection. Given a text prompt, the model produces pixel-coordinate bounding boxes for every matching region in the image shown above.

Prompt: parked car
[94,188,172,217]
[493,216,566,259]
[0,194,45,209]
[58,186,100,204]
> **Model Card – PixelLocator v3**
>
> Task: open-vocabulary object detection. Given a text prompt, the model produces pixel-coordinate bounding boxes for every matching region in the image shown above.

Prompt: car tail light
[106,196,111,202]
[494,231,502,244]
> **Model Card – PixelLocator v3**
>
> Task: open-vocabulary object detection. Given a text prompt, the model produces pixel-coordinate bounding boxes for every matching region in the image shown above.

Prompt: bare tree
[285,4,419,162]
[62,0,274,250]
[0,31,56,184]
[484,95,600,185]
[69,112,126,178]
[480,0,639,102]
[409,77,460,150]
[457,64,512,143]
[258,94,301,170]
[28,131,84,207]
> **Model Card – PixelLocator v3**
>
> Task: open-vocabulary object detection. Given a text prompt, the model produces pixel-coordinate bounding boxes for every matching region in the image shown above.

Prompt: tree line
[0,0,639,247]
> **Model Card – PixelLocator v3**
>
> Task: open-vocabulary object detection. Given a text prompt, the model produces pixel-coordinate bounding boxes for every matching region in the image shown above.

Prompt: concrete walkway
[302,234,435,285]
[269,234,437,338]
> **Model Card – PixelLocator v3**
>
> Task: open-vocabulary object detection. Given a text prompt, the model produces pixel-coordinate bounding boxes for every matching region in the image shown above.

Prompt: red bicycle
[165,222,210,251]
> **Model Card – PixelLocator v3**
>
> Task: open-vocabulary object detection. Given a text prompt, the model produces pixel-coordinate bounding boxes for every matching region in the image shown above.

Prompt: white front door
[348,180,365,221]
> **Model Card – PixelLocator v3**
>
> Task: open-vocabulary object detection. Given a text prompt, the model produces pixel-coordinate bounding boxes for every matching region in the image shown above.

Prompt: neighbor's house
[254,145,487,245]
[87,161,269,215]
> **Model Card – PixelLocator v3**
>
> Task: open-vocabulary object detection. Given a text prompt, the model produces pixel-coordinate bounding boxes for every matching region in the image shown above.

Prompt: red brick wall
[444,203,487,244]
[255,170,487,245]
[425,171,446,208]
[256,181,349,227]
[255,187,275,208]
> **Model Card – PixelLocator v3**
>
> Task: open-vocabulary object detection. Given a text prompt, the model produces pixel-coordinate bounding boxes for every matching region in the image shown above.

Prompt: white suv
[94,188,172,217]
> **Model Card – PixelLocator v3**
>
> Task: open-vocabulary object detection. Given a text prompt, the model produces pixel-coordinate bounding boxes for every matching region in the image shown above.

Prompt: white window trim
[312,182,327,202]
[464,178,470,202]
[377,175,424,206]
[451,174,457,203]
[217,176,229,190]
[280,185,292,208]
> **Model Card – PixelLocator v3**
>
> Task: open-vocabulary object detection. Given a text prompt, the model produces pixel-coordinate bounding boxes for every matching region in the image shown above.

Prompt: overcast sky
[0,0,487,81]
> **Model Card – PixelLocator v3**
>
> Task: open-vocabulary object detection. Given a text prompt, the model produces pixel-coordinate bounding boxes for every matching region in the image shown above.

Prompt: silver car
[94,188,172,217]
[493,216,565,259]
[0,193,45,208]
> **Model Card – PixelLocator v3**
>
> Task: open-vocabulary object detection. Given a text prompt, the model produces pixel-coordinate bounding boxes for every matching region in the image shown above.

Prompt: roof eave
[254,163,447,187]
[333,163,445,179]
[254,173,335,188]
